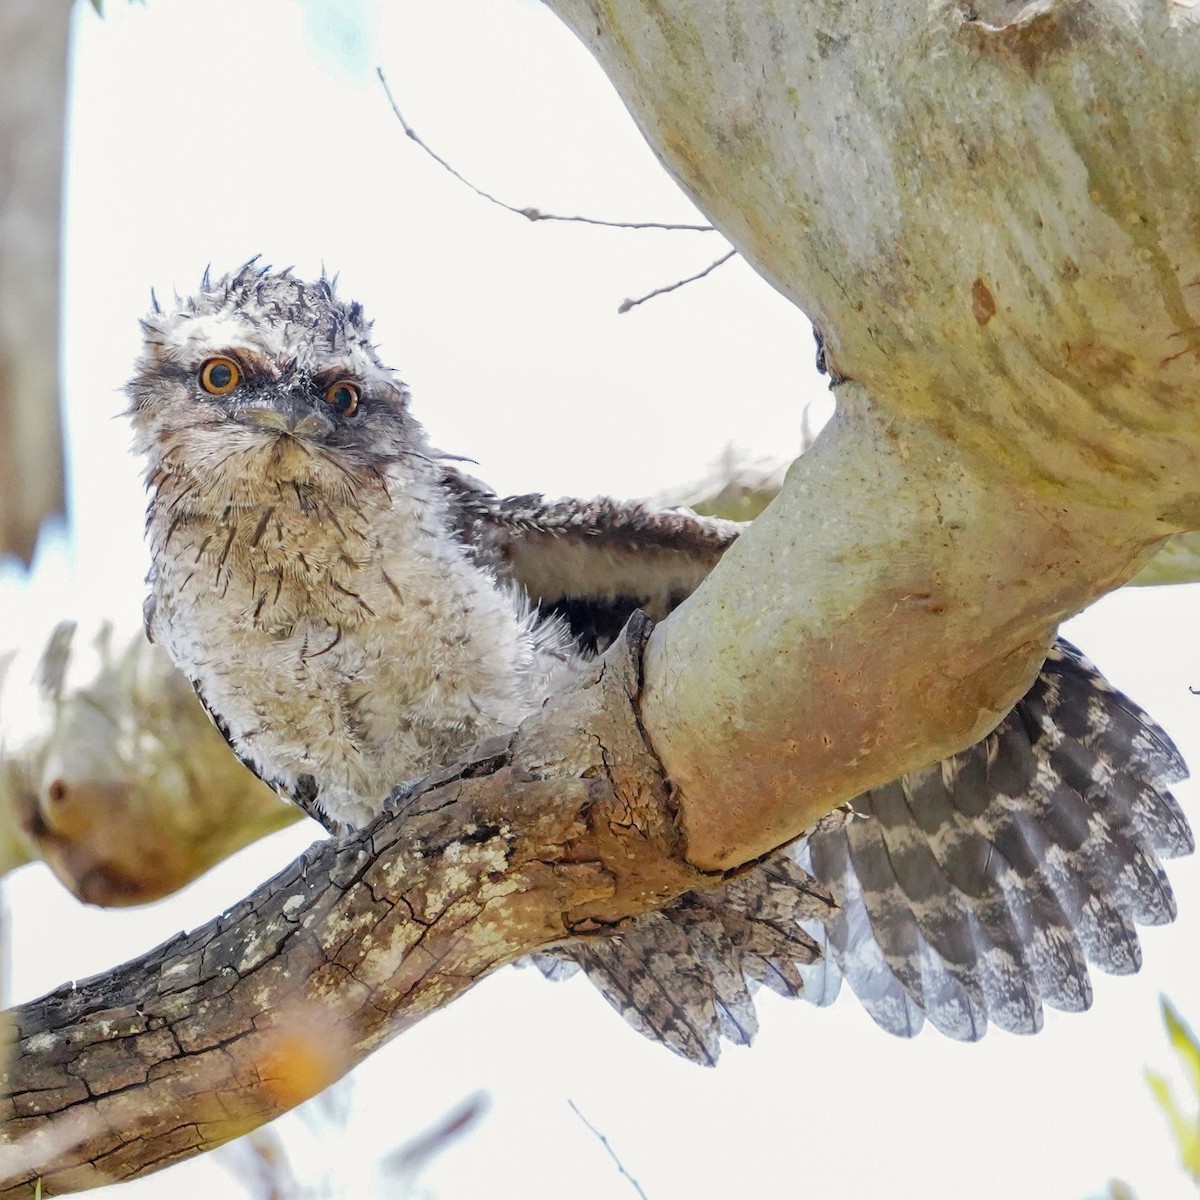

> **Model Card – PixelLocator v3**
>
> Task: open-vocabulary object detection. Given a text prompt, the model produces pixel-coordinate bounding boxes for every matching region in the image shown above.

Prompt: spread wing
[448,473,1193,1055]
[794,639,1191,1040]
[442,467,740,652]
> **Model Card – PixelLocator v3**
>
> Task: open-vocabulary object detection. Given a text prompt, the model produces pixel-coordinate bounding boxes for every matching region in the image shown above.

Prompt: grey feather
[800,642,1187,1044]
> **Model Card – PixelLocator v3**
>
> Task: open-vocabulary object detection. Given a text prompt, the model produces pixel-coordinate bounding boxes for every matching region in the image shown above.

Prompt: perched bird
[127,263,1191,1063]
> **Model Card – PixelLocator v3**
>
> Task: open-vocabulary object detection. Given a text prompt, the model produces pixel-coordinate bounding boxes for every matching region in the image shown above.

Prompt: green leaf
[1128,532,1200,586]
[1162,998,1200,1100]
[1147,1069,1200,1181]
[1146,998,1200,1184]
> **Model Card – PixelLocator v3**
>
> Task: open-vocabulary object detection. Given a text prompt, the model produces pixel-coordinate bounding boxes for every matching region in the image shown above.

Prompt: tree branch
[617,248,738,313]
[547,0,1200,867]
[643,398,1166,869]
[0,623,299,906]
[0,622,716,1196]
[7,0,1200,1191]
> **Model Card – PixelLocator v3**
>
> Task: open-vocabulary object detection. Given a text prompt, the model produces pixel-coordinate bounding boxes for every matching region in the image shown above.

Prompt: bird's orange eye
[199,357,241,396]
[324,380,360,417]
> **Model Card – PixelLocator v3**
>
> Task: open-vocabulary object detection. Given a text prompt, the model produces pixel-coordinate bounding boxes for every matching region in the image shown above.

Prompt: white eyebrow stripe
[160,312,386,385]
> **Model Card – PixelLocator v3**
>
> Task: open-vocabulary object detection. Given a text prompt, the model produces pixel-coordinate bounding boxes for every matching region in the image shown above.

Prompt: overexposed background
[3,2,1198,1197]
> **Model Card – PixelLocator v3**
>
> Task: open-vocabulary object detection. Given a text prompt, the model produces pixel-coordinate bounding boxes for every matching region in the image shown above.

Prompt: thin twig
[568,1099,650,1200]
[618,249,739,314]
[377,68,716,233]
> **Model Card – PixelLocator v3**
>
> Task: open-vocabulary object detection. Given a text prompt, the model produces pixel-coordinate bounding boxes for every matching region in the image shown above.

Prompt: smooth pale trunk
[546,0,1200,867]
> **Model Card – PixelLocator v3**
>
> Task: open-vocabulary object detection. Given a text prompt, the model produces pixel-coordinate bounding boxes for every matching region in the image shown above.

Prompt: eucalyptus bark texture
[550,0,1200,865]
[5,0,1200,1192]
[1,626,717,1195]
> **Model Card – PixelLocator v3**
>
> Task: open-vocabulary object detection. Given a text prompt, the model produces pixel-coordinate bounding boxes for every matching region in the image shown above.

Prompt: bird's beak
[238,393,332,440]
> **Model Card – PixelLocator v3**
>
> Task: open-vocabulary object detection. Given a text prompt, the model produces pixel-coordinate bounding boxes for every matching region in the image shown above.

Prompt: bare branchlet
[568,1099,651,1200]
[377,69,715,233]
[376,67,739,311]
[617,248,738,314]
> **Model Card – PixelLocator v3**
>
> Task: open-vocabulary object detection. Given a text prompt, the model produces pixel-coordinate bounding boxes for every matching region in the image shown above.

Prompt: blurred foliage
[1129,533,1200,587]
[220,1079,488,1200]
[690,480,779,524]
[1086,1000,1200,1200]
[676,445,786,523]
[1147,998,1200,1185]
[86,1,146,14]
[683,403,826,523]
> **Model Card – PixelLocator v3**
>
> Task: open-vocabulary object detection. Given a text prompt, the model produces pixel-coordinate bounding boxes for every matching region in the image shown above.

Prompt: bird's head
[126,262,427,507]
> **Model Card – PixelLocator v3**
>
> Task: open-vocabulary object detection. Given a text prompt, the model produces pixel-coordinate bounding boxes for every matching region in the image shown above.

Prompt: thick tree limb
[547,0,1200,867]
[554,0,1200,519]
[644,398,1165,868]
[0,622,718,1196]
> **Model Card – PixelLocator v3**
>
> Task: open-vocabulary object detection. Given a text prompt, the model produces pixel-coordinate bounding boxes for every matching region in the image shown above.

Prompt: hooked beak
[238,392,333,440]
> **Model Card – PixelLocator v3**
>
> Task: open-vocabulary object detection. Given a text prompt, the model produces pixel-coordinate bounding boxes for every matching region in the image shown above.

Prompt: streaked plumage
[128,263,1191,1063]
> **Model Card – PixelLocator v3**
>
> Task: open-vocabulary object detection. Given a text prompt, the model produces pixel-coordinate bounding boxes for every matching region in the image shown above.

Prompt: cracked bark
[0,620,720,1196]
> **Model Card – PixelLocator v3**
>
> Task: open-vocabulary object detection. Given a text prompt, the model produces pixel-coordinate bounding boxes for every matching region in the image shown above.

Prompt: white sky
[3,2,1198,1198]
